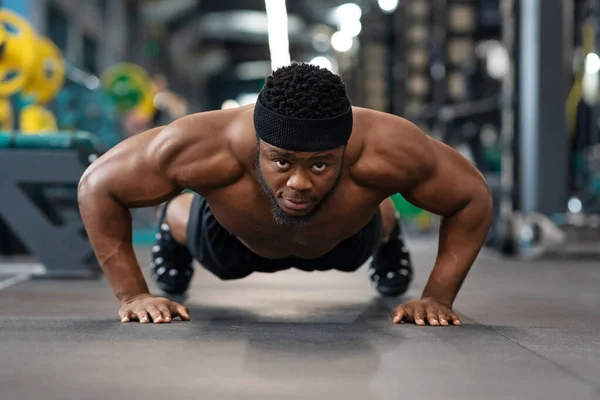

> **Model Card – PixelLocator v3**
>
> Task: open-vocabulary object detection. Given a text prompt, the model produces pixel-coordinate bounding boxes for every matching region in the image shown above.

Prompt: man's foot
[369,218,413,297]
[150,204,194,295]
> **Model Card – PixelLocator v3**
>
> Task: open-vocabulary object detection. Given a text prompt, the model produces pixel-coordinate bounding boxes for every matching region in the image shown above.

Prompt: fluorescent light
[585,53,600,75]
[331,31,353,52]
[265,0,291,70]
[310,56,334,72]
[340,18,361,37]
[583,54,600,105]
[378,0,399,13]
[486,43,509,80]
[568,197,583,214]
[336,3,362,21]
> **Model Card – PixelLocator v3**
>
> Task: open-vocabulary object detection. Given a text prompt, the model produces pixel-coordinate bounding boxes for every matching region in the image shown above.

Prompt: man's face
[255,140,345,225]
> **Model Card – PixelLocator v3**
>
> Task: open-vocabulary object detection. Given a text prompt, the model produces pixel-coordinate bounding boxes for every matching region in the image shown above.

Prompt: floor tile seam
[466,314,600,394]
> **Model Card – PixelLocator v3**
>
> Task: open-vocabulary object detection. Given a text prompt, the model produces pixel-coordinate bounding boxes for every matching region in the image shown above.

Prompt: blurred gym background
[0,0,598,278]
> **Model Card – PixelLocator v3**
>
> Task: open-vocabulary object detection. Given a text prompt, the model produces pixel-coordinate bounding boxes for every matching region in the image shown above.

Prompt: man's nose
[286,170,312,192]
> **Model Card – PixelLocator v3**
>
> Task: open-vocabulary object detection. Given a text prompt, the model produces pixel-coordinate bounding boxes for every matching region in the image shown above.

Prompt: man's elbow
[77,165,106,207]
[475,184,494,228]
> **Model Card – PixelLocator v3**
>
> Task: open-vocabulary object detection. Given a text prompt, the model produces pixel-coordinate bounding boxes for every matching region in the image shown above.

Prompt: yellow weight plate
[100,63,153,112]
[19,104,57,134]
[101,62,152,89]
[0,10,39,96]
[135,86,157,118]
[22,37,65,104]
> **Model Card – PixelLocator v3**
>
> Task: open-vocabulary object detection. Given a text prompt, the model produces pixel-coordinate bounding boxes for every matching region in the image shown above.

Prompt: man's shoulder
[152,107,253,189]
[349,107,435,193]
[158,106,255,156]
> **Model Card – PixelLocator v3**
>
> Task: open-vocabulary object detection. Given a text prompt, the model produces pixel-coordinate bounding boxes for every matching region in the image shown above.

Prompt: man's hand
[119,294,191,323]
[391,297,462,326]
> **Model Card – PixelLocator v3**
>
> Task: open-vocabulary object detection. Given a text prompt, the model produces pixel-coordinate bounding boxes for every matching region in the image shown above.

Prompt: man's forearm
[79,186,150,302]
[421,190,493,307]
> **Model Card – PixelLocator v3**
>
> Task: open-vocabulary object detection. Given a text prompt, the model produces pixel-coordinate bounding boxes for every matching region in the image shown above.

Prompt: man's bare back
[79,63,492,326]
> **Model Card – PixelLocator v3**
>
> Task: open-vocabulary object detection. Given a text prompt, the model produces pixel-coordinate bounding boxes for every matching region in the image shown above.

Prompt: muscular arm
[405,137,493,307]
[376,116,493,307]
[78,126,180,302]
[78,114,242,303]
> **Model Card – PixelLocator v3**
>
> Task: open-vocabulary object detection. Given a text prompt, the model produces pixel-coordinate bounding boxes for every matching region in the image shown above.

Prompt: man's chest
[199,177,384,258]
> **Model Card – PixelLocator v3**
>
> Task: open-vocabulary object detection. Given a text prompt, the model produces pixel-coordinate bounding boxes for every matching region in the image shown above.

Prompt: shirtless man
[78,63,493,326]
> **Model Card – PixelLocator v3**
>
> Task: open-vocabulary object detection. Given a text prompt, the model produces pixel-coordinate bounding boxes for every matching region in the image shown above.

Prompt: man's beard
[255,147,343,226]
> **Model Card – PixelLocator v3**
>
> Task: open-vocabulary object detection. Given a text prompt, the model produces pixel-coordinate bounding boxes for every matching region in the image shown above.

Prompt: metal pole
[518,0,568,216]
[518,0,540,214]
[499,0,516,234]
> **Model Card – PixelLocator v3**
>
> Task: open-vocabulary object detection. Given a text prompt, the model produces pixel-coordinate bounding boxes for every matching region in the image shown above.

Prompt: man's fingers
[118,298,192,324]
[147,306,165,323]
[136,310,150,323]
[119,309,133,323]
[438,311,449,326]
[426,308,440,326]
[392,299,460,327]
[413,304,426,326]
[174,305,191,321]
[449,312,462,326]
[392,307,405,324]
[157,304,172,323]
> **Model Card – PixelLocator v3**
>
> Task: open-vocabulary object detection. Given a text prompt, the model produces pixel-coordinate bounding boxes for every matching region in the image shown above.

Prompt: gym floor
[1,237,599,400]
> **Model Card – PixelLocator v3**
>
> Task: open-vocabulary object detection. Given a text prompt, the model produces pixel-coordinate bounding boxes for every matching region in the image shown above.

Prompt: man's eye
[312,162,327,172]
[275,160,290,168]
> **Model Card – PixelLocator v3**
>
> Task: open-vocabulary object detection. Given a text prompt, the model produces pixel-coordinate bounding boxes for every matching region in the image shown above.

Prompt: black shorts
[186,194,382,280]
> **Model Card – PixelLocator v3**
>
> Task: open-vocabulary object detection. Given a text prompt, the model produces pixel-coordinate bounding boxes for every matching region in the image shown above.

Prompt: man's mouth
[282,197,313,211]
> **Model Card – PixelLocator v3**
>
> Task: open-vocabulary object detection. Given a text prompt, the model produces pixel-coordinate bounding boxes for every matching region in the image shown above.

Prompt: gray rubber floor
[1,238,599,400]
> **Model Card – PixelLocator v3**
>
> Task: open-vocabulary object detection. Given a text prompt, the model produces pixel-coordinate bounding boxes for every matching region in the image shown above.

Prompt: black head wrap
[253,95,353,152]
